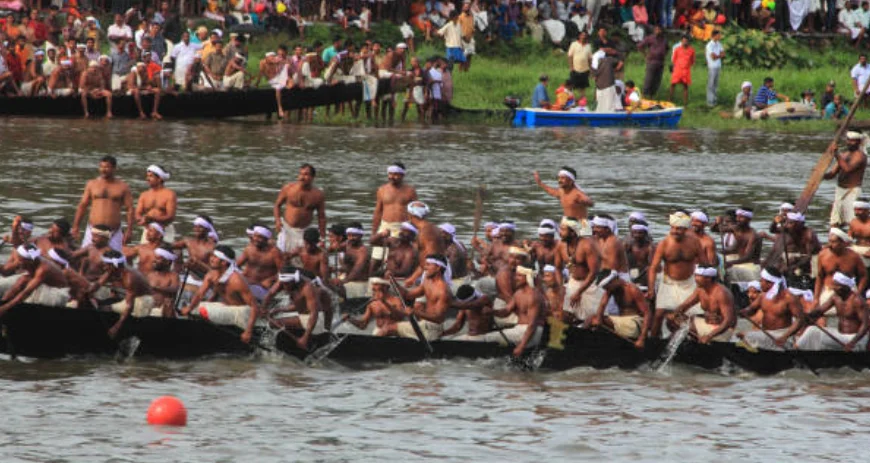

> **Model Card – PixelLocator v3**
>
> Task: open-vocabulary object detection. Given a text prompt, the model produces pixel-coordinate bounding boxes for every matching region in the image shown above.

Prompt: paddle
[802,312,849,349]
[739,315,818,373]
[172,250,189,316]
[388,275,434,354]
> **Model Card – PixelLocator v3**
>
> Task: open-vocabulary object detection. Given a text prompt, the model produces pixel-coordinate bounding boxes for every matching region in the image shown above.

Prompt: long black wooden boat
[0,79,391,119]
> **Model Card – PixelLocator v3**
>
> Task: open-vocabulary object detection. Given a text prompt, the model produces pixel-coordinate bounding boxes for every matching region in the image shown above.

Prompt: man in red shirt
[669,35,695,106]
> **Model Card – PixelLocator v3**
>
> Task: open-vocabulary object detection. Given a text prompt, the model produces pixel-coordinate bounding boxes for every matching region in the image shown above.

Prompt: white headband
[736,209,753,219]
[631,224,649,232]
[539,219,557,229]
[786,212,805,223]
[387,165,406,175]
[278,270,301,283]
[516,266,536,288]
[846,131,864,140]
[537,227,557,235]
[149,222,165,236]
[346,227,364,236]
[789,287,814,302]
[830,227,853,244]
[558,169,576,182]
[47,248,68,268]
[854,201,870,210]
[147,164,170,180]
[691,211,708,223]
[598,270,618,287]
[252,225,272,239]
[780,202,794,211]
[499,222,517,231]
[155,248,177,261]
[760,268,784,299]
[401,222,418,235]
[194,217,219,242]
[426,257,448,273]
[694,266,718,278]
[747,281,761,292]
[16,245,41,261]
[439,223,456,236]
[407,201,430,219]
[508,246,529,257]
[669,213,691,229]
[833,271,857,291]
[543,264,556,273]
[591,216,617,235]
[457,288,483,302]
[213,250,234,266]
[102,255,126,267]
[369,276,390,286]
[19,222,34,232]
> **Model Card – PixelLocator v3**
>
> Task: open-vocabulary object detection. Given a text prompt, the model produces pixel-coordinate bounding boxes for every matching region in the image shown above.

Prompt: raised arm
[533,171,560,198]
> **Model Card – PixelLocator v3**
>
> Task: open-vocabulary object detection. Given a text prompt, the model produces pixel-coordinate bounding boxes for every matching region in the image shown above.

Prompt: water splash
[654,323,691,372]
[116,336,141,361]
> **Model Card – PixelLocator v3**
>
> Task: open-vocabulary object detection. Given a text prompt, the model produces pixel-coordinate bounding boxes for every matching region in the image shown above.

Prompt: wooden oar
[802,313,848,349]
[388,275,433,354]
[740,315,819,376]
[172,250,189,315]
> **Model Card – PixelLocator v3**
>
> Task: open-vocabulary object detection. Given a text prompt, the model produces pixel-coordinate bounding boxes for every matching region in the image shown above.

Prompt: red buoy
[147,396,187,426]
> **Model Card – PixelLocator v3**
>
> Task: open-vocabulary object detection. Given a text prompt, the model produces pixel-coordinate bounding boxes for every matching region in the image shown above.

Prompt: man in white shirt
[851,53,870,106]
[839,1,866,47]
[437,11,465,68]
[107,14,133,43]
[705,29,724,107]
[170,30,202,87]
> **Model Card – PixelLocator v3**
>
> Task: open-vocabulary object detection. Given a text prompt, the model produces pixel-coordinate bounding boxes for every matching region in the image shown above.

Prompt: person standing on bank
[705,29,724,107]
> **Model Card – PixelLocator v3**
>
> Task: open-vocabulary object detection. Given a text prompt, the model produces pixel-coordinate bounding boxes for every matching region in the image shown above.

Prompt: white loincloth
[609,314,643,339]
[493,297,519,327]
[411,85,425,105]
[276,219,305,254]
[595,86,619,112]
[248,283,269,302]
[362,75,379,102]
[81,223,124,252]
[564,277,614,321]
[851,245,870,268]
[693,316,734,342]
[53,88,74,97]
[396,319,443,341]
[111,74,124,91]
[24,285,70,307]
[343,281,368,299]
[740,327,791,351]
[655,274,698,312]
[455,324,542,346]
[195,301,251,330]
[796,325,867,350]
[110,295,156,318]
[269,64,289,90]
[0,274,22,297]
[273,311,327,334]
[725,254,761,283]
[831,186,861,225]
[562,216,591,237]
[461,38,475,56]
[139,223,176,244]
[371,221,402,260]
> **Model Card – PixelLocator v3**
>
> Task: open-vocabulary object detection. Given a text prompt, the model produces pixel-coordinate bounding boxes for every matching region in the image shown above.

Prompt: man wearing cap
[586,269,652,349]
[525,219,561,277]
[647,212,703,337]
[72,156,133,252]
[733,81,753,119]
[0,245,70,316]
[135,164,177,243]
[274,163,327,257]
[123,222,167,277]
[370,222,419,278]
[849,200,870,268]
[78,59,113,118]
[800,89,817,111]
[591,214,630,280]
[237,225,283,301]
[824,130,867,227]
[371,161,418,272]
[533,166,595,231]
[722,207,762,284]
[688,211,717,267]
[20,49,46,97]
[47,56,75,97]
[624,217,656,284]
[172,215,218,292]
[101,249,156,338]
[738,267,805,350]
[531,73,550,108]
[402,201,446,286]
[670,265,736,344]
[393,254,453,341]
[798,271,869,351]
[816,228,867,309]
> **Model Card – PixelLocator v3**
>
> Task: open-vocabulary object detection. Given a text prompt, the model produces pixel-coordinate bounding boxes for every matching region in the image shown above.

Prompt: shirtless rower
[135,164,177,243]
[815,228,867,308]
[404,201,447,286]
[334,224,370,298]
[776,212,821,283]
[33,219,74,256]
[586,269,652,349]
[525,219,560,280]
[624,220,656,285]
[0,245,69,315]
[79,60,113,119]
[274,164,327,257]
[799,271,869,351]
[824,131,868,227]
[72,224,113,282]
[483,221,517,273]
[562,216,602,323]
[591,214,629,280]
[72,156,134,251]
[849,200,870,270]
[371,162,417,272]
[286,228,329,280]
[470,222,499,272]
[647,212,703,338]
[670,266,736,344]
[369,221,419,279]
[443,284,496,339]
[490,246,529,319]
[237,224,283,302]
[4,215,35,247]
[439,223,468,280]
[541,265,565,319]
[47,59,77,97]
[722,207,762,285]
[123,222,165,276]
[172,215,218,290]
[533,166,594,234]
[765,202,794,238]
[180,246,259,343]
[738,267,805,350]
[262,266,325,349]
[148,244,181,317]
[690,211,717,266]
[392,254,453,341]
[98,250,154,338]
[347,276,407,336]
[495,264,544,356]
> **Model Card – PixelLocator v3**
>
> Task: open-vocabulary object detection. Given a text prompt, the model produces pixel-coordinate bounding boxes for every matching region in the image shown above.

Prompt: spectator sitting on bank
[632,0,649,28]
[824,94,848,119]
[838,1,866,49]
[753,2,776,33]
[620,0,645,42]
[734,81,754,119]
[532,73,551,109]
[570,6,591,36]
[821,80,836,110]
[800,89,817,110]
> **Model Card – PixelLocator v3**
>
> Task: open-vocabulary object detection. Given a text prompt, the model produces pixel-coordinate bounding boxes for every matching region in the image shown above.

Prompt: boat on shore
[512,107,683,128]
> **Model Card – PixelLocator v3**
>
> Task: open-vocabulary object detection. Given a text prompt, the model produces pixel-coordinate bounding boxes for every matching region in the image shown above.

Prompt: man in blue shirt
[532,74,551,109]
[753,76,788,110]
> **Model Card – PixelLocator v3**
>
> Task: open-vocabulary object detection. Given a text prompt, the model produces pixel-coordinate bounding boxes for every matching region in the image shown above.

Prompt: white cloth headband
[47,248,69,269]
[789,288,814,302]
[631,224,649,232]
[102,255,125,267]
[591,216,617,235]
[407,202,430,219]
[401,222,418,235]
[252,225,272,239]
[747,281,761,292]
[346,227,364,235]
[426,257,448,269]
[19,222,34,232]
[369,276,390,286]
[278,270,301,283]
[543,264,556,273]
[457,288,483,302]
[846,131,864,140]
[691,211,708,223]
[854,201,870,210]
[499,222,517,231]
[194,217,219,242]
[516,266,536,288]
[736,209,753,219]
[539,219,557,229]
[780,202,794,211]
[558,169,576,182]
[508,246,529,257]
[786,212,805,222]
[16,245,41,261]
[537,227,556,235]
[387,165,406,175]
[694,266,718,278]
[598,270,618,287]
[833,271,857,291]
[439,223,456,236]
[830,227,853,244]
[213,250,234,266]
[149,222,165,236]
[669,213,691,228]
[629,212,646,222]
[760,268,784,299]
[155,248,177,261]
[146,164,170,180]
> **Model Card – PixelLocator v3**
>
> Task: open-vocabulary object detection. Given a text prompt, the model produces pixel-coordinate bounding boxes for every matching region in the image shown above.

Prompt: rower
[369,221,419,279]
[335,223,370,298]
[54,248,99,310]
[326,223,347,277]
[525,219,560,280]
[237,224,283,302]
[0,245,69,316]
[371,162,417,272]
[647,212,703,338]
[586,269,652,349]
[541,265,565,319]
[147,244,181,317]
[689,211,717,266]
[346,276,407,336]
[738,267,804,350]
[172,215,218,292]
[79,60,112,119]
[766,202,794,237]
[533,166,595,235]
[71,155,134,251]
[849,200,870,271]
[274,163,327,257]
[775,212,820,284]
[72,224,113,282]
[494,264,544,357]
[439,223,468,280]
[123,222,166,276]
[99,250,154,338]
[135,164,177,243]
[443,284,495,339]
[262,265,325,349]
[798,272,869,351]
[391,254,453,341]
[722,207,762,285]
[33,218,74,255]
[285,228,329,280]
[3,215,34,247]
[563,216,602,324]
[624,220,656,284]
[670,265,736,345]
[591,214,629,280]
[482,221,515,273]
[824,131,867,228]
[180,245,259,344]
[815,228,867,310]
[469,221,498,272]
[403,201,447,286]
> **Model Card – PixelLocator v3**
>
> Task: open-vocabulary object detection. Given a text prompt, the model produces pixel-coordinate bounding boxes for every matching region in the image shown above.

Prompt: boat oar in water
[651,320,691,371]
[388,275,434,354]
[738,316,819,376]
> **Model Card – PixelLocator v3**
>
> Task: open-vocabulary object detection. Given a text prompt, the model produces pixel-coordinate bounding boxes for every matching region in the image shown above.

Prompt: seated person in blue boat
[531,73,551,109]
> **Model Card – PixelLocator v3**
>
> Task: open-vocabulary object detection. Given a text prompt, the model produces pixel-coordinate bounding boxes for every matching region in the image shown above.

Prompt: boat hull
[513,107,683,128]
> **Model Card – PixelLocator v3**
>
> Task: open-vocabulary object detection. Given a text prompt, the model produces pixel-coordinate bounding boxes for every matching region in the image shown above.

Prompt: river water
[0,118,867,461]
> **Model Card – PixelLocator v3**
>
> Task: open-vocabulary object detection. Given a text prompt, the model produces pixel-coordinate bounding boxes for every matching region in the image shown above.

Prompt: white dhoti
[81,224,124,252]
[493,297,519,327]
[53,88,74,97]
[693,316,734,342]
[595,86,618,112]
[410,85,425,105]
[740,327,791,351]
[851,245,870,267]
[461,38,476,56]
[609,314,643,339]
[788,0,808,31]
[222,72,245,89]
[24,285,70,307]
[111,74,124,91]
[796,325,867,350]
[564,277,611,321]
[362,75,379,102]
[0,274,22,297]
[396,319,443,341]
[343,281,369,299]
[831,186,861,225]
[273,311,327,334]
[111,295,156,318]
[195,301,252,329]
[276,220,305,253]
[269,64,289,90]
[139,223,176,244]
[725,254,761,283]
[655,274,698,312]
[561,216,591,237]
[372,221,402,261]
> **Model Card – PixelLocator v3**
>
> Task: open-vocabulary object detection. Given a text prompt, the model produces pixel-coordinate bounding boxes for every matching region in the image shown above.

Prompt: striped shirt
[754,86,777,107]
